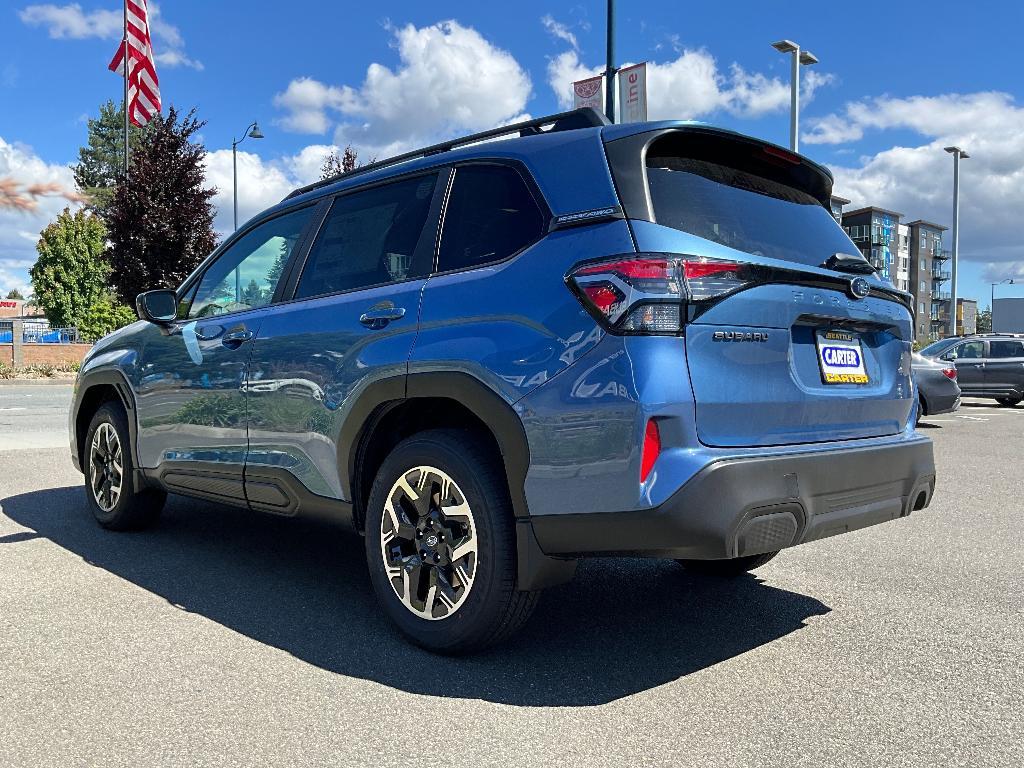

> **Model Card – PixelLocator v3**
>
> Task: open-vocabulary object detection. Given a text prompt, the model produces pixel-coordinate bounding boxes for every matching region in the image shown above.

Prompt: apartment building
[841,206,901,283]
[905,220,950,340]
[841,209,955,342]
[830,195,850,223]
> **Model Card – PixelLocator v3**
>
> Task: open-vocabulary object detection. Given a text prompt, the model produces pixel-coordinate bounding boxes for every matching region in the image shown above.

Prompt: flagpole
[122,0,129,178]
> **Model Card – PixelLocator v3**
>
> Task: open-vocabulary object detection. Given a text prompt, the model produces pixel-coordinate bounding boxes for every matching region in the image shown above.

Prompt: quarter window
[295,174,438,299]
[188,206,313,318]
[437,165,545,272]
[989,340,1024,358]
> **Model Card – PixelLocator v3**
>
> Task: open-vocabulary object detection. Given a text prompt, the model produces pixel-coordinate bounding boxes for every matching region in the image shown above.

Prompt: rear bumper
[531,435,936,559]
[926,392,961,416]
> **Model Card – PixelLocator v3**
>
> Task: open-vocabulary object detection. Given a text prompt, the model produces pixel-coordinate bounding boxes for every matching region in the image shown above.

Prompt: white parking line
[953,414,988,421]
[0,407,27,412]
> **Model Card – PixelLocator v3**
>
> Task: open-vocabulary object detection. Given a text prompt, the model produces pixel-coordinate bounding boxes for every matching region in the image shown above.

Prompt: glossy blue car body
[71,111,936,589]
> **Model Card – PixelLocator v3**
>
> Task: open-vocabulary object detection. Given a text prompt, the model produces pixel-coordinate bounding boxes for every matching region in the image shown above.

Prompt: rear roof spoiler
[603,125,835,224]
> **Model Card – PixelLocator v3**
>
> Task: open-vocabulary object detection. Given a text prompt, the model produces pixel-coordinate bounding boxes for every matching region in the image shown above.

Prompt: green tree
[977,308,992,333]
[240,278,265,307]
[72,100,146,213]
[77,291,138,341]
[5,288,24,300]
[29,208,111,328]
[104,106,218,304]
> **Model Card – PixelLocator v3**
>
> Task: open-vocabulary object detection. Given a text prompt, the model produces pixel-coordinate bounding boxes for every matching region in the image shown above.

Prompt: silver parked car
[912,353,960,422]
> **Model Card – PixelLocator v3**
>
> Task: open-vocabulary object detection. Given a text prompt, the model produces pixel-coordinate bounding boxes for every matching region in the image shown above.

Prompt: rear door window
[437,165,545,273]
[645,138,860,269]
[989,340,1024,358]
[295,173,438,300]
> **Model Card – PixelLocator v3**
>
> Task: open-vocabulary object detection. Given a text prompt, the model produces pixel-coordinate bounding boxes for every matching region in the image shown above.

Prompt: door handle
[221,329,254,348]
[359,306,406,329]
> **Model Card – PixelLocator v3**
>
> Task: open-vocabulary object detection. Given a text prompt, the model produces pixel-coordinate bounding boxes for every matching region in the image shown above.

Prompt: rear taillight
[942,368,957,380]
[567,254,754,334]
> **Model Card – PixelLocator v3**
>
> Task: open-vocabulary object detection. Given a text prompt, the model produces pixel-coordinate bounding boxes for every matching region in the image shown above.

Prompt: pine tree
[5,289,24,300]
[105,106,218,304]
[72,100,146,213]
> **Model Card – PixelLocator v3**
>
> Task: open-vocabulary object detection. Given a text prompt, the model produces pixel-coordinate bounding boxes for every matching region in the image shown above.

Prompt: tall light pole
[771,40,818,153]
[944,146,969,337]
[232,121,264,231]
[991,278,1015,330]
[605,0,616,123]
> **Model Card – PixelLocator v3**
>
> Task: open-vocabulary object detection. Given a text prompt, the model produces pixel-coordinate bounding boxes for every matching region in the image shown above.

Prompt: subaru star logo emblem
[849,277,871,300]
[425,534,439,548]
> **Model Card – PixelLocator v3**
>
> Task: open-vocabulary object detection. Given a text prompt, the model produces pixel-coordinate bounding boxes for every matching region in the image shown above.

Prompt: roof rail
[283,107,611,201]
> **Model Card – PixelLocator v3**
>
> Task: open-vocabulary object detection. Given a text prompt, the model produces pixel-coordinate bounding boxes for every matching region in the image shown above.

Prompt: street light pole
[944,146,969,337]
[605,0,616,123]
[771,40,818,153]
[232,120,265,232]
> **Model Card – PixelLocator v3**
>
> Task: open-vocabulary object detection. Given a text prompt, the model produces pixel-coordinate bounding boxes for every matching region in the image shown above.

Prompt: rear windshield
[646,155,861,269]
[919,338,958,357]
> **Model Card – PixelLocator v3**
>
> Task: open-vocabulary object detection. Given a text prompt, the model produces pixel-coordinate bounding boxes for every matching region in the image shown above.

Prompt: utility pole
[605,0,616,122]
[944,146,969,337]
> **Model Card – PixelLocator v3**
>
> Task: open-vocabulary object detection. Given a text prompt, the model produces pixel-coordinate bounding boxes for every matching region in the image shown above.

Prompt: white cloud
[18,2,202,70]
[203,145,345,235]
[273,78,346,134]
[273,21,532,157]
[18,3,120,39]
[547,47,830,120]
[0,137,81,297]
[817,92,1024,274]
[541,15,578,51]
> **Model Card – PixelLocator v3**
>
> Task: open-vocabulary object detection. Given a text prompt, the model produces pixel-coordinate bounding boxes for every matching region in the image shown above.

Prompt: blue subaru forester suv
[70,109,936,653]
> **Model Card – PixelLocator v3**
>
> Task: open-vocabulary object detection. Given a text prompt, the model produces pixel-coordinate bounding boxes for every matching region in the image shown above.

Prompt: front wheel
[676,551,779,576]
[996,396,1022,407]
[83,402,166,530]
[364,429,539,654]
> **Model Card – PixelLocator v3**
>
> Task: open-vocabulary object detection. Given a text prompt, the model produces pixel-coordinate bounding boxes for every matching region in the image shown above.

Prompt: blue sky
[2,0,1023,307]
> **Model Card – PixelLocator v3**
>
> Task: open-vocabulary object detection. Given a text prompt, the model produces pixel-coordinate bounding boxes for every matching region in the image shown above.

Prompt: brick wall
[1,343,92,366]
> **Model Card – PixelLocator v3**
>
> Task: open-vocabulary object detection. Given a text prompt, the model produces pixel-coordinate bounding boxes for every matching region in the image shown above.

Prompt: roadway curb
[0,379,75,386]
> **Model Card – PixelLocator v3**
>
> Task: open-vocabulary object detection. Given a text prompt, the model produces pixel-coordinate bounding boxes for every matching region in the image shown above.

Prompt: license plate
[816,329,869,384]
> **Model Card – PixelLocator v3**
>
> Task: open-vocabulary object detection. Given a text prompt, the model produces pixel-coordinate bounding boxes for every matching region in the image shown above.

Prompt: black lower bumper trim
[531,437,936,560]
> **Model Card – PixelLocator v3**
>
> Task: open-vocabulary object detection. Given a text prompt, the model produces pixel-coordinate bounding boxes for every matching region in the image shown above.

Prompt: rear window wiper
[821,252,878,275]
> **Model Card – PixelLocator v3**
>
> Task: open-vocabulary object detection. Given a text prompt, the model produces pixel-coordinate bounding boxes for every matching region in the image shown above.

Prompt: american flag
[108,0,161,127]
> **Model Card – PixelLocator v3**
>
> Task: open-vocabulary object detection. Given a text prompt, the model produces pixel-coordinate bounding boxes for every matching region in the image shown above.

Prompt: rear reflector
[640,419,661,483]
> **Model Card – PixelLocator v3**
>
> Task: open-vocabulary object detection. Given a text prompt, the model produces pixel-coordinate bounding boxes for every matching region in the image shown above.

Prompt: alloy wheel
[379,466,478,621]
[89,422,123,512]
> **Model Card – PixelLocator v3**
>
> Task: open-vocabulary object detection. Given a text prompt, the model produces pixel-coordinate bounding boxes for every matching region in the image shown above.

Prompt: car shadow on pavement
[2,486,831,707]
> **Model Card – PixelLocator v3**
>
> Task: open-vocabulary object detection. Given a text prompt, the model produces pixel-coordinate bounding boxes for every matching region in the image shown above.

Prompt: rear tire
[676,551,779,576]
[364,429,539,654]
[83,402,166,530]
[996,396,1022,407]
[917,394,926,424]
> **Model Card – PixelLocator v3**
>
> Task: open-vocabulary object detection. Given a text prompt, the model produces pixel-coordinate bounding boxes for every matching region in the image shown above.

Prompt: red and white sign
[572,75,604,111]
[617,62,648,123]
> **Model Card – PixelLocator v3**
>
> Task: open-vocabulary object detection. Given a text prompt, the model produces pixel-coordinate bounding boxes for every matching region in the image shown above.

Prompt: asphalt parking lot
[0,384,1021,767]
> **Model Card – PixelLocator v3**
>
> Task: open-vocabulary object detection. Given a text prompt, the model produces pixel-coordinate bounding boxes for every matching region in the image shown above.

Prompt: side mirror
[136,289,178,324]
[942,351,957,362]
